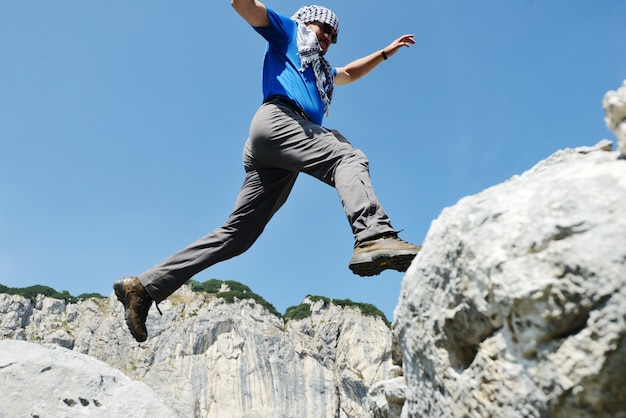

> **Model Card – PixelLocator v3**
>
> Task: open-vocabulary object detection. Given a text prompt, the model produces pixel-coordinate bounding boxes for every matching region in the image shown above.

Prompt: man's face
[306,21,338,55]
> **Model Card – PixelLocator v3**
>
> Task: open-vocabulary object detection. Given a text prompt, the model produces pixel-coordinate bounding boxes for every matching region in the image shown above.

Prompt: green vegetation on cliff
[188,279,281,318]
[0,281,388,325]
[284,295,391,327]
[0,284,105,304]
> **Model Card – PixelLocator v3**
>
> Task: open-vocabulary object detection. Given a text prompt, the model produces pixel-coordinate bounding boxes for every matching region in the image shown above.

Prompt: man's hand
[382,34,416,59]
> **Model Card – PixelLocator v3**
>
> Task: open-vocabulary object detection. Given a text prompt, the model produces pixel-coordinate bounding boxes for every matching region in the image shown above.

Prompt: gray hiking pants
[139,99,396,302]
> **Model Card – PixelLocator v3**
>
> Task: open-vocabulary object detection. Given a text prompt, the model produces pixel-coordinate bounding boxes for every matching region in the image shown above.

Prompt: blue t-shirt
[253,7,335,125]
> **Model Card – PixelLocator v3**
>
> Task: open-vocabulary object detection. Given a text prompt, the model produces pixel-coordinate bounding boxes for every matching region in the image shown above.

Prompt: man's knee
[329,130,369,167]
[342,148,369,170]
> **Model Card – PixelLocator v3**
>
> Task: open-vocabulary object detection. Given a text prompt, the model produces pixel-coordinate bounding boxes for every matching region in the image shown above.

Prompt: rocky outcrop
[603,80,626,157]
[392,140,626,417]
[0,339,176,417]
[0,290,392,417]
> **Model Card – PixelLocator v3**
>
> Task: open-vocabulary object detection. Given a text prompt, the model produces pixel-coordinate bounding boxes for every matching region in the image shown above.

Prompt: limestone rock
[0,339,176,418]
[0,288,392,417]
[394,142,626,417]
[603,80,626,157]
[366,376,407,418]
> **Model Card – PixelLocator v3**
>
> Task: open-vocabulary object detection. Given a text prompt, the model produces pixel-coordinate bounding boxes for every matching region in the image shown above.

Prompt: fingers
[386,34,416,56]
[400,34,416,45]
[391,35,415,50]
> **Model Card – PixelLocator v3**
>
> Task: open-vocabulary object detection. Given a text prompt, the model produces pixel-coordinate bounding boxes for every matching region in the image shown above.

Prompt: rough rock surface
[603,80,626,157]
[393,141,626,418]
[365,375,407,418]
[0,339,176,418]
[0,291,392,417]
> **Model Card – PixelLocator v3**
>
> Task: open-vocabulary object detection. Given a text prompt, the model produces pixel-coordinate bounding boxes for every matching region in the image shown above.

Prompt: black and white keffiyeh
[291,5,339,116]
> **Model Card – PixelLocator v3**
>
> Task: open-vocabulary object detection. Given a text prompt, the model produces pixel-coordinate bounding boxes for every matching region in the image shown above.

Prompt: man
[114,1,421,342]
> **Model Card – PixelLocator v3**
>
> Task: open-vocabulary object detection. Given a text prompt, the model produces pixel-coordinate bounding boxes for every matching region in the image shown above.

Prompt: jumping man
[114,1,421,342]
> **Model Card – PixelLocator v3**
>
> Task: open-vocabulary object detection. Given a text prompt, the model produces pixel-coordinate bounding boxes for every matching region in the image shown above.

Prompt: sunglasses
[321,23,338,44]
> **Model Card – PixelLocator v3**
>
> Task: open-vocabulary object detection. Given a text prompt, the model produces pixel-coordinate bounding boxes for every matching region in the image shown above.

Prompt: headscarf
[291,5,339,117]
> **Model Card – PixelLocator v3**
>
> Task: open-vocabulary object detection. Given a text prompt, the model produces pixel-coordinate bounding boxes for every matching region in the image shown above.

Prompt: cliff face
[393,141,626,418]
[0,290,392,418]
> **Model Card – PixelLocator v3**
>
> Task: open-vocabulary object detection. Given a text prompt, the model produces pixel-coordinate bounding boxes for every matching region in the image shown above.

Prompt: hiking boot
[113,276,153,342]
[349,235,421,277]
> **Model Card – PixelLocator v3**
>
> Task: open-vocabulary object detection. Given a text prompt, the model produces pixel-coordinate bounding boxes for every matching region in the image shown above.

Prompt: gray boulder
[0,339,176,418]
[393,141,626,417]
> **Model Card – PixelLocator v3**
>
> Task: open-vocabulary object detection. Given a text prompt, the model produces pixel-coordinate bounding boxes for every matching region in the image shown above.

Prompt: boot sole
[349,250,417,277]
[113,279,125,302]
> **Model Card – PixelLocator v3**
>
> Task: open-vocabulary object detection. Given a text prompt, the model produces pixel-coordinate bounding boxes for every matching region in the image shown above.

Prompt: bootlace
[132,291,162,316]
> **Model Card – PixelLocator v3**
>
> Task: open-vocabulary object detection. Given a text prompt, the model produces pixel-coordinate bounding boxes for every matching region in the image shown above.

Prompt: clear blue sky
[1,1,624,321]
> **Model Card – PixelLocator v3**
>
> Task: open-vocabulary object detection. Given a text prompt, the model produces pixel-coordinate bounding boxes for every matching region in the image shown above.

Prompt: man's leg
[138,166,298,303]
[250,102,396,244]
[114,164,297,341]
[251,103,420,275]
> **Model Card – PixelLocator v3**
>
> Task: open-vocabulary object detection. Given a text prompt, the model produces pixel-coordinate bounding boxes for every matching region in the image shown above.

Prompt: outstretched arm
[231,0,269,27]
[334,34,415,86]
